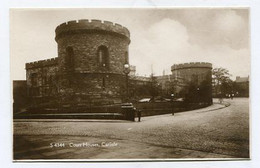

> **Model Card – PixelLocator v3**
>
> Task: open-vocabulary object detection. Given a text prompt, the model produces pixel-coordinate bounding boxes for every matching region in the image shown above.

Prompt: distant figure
[218,93,223,104]
[137,110,141,122]
[231,94,234,100]
[219,97,223,104]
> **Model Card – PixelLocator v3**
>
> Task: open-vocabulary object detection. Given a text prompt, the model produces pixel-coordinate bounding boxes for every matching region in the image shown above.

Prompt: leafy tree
[212,67,232,97]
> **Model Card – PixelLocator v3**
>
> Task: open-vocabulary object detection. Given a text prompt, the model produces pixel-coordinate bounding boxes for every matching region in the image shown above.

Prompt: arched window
[97,46,109,69]
[66,46,74,70]
[125,51,128,64]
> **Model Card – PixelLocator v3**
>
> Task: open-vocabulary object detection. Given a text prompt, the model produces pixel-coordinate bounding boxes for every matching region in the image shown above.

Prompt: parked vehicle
[154,97,171,102]
[175,98,184,101]
[138,97,171,103]
[138,98,151,103]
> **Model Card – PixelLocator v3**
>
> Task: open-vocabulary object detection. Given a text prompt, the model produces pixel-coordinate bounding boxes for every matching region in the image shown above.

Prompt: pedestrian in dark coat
[137,110,141,122]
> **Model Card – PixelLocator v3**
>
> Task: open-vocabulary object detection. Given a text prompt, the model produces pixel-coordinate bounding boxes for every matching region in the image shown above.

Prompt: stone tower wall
[55,19,130,74]
[171,62,212,85]
[171,62,212,103]
[55,19,131,104]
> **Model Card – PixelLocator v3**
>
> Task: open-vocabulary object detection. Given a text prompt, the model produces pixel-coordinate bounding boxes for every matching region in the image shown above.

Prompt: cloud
[131,18,192,76]
[10,9,250,80]
[183,10,249,50]
[130,17,250,79]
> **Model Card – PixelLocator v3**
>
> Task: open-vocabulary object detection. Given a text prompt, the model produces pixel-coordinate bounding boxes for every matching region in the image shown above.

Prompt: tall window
[66,46,74,70]
[97,46,109,69]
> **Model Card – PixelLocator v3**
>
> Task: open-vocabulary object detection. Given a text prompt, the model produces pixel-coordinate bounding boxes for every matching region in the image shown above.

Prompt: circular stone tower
[171,62,212,103]
[171,62,212,85]
[55,19,130,104]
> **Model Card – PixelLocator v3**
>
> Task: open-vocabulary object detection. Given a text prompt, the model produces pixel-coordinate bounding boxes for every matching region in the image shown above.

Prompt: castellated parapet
[25,57,58,69]
[171,62,212,71]
[55,19,130,42]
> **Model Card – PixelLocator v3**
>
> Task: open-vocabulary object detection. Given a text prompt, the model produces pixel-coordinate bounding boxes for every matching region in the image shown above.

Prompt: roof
[235,76,249,83]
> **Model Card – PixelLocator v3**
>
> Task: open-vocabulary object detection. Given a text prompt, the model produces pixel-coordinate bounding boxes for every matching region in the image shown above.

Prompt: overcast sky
[10,8,250,80]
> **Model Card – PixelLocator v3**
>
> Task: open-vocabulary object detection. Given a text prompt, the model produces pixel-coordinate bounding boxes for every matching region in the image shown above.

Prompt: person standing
[137,110,141,122]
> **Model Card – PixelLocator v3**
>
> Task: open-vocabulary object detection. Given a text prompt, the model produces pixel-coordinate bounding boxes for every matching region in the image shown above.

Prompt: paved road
[13,98,249,160]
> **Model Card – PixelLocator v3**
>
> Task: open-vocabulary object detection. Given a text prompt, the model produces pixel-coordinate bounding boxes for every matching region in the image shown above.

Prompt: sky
[10,8,250,80]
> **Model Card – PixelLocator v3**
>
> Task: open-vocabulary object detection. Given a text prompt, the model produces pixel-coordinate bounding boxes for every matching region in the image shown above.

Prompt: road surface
[13,98,249,160]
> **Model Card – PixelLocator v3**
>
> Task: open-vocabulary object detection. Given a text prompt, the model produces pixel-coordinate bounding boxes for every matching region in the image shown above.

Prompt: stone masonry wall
[55,20,130,104]
[26,58,58,99]
[56,33,129,74]
[171,62,212,85]
[171,62,212,102]
[59,73,125,104]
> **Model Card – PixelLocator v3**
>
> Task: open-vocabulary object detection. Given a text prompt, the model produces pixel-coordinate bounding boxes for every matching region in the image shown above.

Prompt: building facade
[152,62,212,100]
[26,58,58,103]
[234,76,249,97]
[23,20,213,108]
[26,19,130,106]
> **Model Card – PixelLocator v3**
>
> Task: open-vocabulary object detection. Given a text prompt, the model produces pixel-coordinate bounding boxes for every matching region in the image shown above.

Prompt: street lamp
[171,93,174,115]
[123,63,130,102]
[171,93,174,99]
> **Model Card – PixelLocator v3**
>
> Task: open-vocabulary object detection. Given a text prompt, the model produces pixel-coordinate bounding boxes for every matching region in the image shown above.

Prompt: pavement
[13,98,249,160]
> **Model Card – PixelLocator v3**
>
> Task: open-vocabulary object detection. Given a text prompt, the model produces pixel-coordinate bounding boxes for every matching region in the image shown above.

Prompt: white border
[1,0,260,168]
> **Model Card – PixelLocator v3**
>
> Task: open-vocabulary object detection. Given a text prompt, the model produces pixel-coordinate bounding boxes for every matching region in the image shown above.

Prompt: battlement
[171,62,212,71]
[55,19,130,41]
[26,57,58,69]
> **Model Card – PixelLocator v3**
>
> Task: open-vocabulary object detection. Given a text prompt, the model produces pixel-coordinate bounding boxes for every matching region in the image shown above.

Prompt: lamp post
[197,87,200,104]
[123,63,130,102]
[171,93,174,115]
[171,93,174,100]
